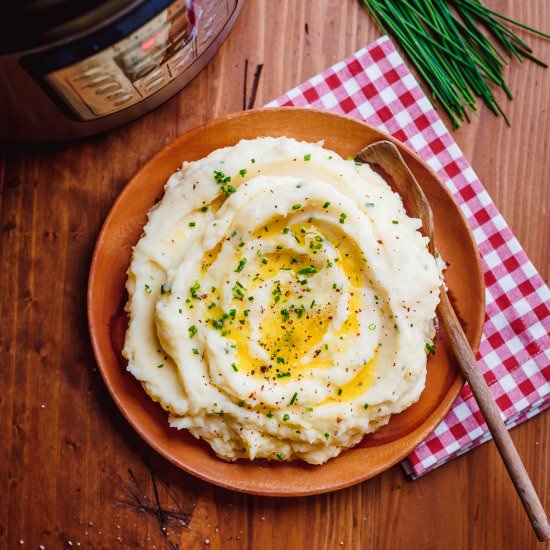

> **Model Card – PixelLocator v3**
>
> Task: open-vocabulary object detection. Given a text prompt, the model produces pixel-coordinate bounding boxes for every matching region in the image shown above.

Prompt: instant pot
[0,0,243,141]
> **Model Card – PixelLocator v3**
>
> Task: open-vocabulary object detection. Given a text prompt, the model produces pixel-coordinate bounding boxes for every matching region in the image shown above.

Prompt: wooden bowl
[88,108,484,496]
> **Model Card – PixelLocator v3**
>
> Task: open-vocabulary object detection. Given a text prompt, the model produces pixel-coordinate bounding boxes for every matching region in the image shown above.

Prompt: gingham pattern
[267,35,550,478]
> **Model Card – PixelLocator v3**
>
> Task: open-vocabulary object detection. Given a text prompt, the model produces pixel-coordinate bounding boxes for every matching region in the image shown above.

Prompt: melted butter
[336,290,360,336]
[209,195,225,212]
[201,241,222,271]
[256,279,331,367]
[321,349,378,404]
[201,217,369,384]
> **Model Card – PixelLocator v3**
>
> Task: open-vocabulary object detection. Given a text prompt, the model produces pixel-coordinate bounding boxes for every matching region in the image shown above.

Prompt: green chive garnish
[235,258,247,273]
[425,342,436,355]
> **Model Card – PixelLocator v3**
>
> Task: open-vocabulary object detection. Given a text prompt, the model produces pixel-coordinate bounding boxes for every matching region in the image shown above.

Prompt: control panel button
[133,64,170,95]
[65,59,141,116]
[197,0,229,51]
[95,82,122,95]
[167,39,196,77]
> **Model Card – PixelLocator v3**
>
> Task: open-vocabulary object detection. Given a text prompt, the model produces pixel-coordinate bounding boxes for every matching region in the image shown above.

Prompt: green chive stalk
[361,0,550,127]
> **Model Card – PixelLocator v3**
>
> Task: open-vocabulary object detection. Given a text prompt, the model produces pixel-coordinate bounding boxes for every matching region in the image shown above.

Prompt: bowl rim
[87,106,485,496]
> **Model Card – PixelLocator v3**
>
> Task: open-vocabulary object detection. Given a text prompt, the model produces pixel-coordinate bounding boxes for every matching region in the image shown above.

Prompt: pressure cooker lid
[0,0,141,54]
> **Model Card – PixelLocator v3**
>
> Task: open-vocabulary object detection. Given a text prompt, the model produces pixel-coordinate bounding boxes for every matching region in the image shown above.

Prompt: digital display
[140,26,169,52]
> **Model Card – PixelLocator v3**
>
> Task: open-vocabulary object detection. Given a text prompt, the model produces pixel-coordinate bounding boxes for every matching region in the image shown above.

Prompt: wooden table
[1,1,549,548]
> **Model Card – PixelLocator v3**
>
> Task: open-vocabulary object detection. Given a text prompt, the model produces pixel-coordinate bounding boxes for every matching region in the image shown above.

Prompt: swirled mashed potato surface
[124,137,441,464]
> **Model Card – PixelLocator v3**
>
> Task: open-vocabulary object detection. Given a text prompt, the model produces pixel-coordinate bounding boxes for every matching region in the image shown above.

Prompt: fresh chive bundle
[361,0,550,127]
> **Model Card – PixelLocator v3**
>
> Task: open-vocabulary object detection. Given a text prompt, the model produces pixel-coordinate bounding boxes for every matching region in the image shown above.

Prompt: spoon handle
[438,290,550,542]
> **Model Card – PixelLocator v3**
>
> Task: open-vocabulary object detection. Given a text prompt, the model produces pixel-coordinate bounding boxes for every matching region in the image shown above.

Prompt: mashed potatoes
[123,137,441,464]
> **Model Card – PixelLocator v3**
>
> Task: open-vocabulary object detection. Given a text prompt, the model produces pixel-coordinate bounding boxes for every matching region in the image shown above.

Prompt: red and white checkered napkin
[267,35,550,478]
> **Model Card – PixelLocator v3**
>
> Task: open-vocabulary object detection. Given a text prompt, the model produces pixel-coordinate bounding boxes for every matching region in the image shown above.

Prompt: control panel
[46,0,235,120]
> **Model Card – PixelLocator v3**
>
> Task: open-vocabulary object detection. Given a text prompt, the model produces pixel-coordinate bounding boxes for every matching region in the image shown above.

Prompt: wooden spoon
[356,140,550,542]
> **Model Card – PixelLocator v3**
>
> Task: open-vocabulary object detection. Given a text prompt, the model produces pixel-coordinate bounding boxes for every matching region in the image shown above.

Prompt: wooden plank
[0,1,548,548]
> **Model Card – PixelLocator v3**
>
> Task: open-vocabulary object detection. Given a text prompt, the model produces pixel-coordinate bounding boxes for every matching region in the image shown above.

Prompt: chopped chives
[298,266,317,275]
[235,258,247,273]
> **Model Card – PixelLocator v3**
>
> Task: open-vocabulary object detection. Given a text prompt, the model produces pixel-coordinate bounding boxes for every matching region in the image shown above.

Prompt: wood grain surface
[1,1,548,549]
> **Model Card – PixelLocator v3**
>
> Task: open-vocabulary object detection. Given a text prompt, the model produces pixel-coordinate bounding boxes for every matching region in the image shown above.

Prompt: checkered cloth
[267,35,550,478]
